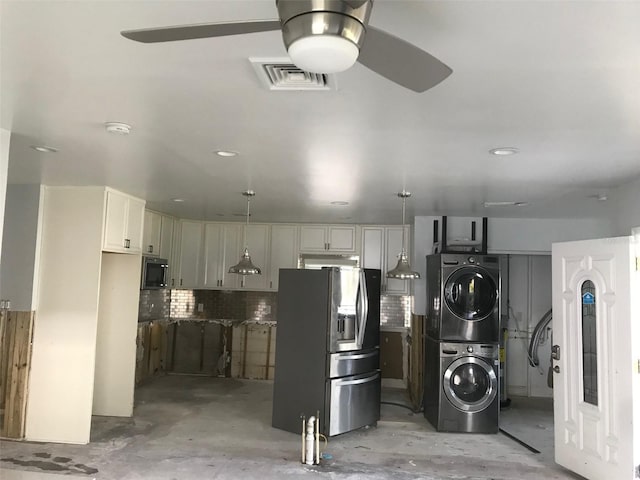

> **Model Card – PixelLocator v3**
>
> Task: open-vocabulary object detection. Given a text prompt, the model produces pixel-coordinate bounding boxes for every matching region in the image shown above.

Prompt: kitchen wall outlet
[264,305,271,314]
[197,303,204,313]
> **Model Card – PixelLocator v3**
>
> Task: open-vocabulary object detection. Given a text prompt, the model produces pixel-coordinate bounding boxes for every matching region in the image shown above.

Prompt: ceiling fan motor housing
[276,0,373,51]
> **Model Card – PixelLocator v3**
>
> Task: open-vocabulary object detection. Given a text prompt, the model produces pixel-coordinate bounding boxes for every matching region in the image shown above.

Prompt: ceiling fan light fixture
[287,35,359,73]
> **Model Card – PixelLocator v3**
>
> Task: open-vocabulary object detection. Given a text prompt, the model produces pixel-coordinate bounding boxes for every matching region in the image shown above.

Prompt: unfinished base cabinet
[169,321,229,376]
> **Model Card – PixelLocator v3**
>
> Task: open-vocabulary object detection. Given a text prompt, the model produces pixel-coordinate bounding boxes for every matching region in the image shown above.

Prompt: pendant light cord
[401,192,407,255]
[244,195,250,249]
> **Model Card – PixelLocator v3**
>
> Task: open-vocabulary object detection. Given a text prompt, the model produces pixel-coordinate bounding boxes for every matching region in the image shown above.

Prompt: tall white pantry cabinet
[26,186,144,444]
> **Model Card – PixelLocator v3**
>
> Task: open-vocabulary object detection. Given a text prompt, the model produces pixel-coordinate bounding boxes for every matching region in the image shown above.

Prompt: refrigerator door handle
[333,372,379,387]
[356,269,368,349]
[334,351,378,361]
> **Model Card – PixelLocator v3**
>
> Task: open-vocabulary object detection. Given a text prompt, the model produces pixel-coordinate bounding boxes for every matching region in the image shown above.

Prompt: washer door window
[443,357,497,412]
[444,267,497,321]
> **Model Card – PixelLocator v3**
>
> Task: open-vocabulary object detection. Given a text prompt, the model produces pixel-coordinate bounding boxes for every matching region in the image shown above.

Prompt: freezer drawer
[327,371,380,436]
[328,348,379,378]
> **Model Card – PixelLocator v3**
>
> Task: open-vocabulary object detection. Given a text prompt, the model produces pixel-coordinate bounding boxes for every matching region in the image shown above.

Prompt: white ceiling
[2,0,639,224]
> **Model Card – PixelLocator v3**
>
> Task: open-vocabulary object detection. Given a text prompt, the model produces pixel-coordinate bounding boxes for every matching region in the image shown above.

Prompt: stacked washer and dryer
[423,253,502,433]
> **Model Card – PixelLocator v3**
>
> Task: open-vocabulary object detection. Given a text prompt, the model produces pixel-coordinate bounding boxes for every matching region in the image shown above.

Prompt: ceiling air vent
[250,58,336,91]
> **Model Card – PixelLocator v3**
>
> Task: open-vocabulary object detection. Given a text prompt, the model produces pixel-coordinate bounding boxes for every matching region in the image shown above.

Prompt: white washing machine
[426,253,501,343]
[424,338,499,433]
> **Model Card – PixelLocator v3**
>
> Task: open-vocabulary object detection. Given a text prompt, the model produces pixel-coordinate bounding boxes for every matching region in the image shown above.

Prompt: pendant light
[387,191,420,280]
[229,190,262,275]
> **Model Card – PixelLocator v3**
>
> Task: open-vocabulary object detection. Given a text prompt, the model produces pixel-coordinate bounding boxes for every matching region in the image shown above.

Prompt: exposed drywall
[0,185,42,310]
[93,253,140,417]
[0,129,10,264]
[25,187,105,444]
[611,176,640,235]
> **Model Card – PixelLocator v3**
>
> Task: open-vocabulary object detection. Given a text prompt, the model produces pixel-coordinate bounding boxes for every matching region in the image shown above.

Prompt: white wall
[611,176,640,235]
[412,215,613,315]
[0,184,43,310]
[488,217,613,254]
[26,187,105,444]
[0,129,10,265]
[93,253,140,417]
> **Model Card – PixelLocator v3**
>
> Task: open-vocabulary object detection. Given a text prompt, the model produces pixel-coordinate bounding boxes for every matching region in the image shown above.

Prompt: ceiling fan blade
[121,20,281,43]
[358,25,452,93]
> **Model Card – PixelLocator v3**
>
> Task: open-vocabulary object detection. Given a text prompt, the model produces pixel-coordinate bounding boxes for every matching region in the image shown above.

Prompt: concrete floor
[0,375,583,480]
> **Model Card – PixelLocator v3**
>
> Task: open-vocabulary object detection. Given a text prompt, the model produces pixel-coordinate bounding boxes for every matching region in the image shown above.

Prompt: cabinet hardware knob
[553,365,560,373]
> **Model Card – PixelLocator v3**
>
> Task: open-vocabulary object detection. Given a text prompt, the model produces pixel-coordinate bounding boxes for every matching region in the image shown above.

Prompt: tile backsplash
[170,290,277,322]
[139,288,410,327]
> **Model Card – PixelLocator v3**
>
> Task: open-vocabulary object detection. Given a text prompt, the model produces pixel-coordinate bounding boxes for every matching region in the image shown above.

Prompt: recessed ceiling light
[105,122,132,135]
[215,150,238,157]
[30,145,58,153]
[489,147,519,156]
[331,201,349,206]
[483,201,529,207]
[171,198,185,203]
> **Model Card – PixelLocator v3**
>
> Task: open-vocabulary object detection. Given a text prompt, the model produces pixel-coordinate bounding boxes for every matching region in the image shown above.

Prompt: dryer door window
[443,357,497,412]
[444,267,497,321]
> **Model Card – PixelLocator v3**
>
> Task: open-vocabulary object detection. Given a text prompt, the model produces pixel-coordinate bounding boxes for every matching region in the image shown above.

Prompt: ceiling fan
[121,0,452,93]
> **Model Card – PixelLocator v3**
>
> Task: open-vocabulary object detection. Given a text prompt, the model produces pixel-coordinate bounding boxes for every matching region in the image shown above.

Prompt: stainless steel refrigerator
[272,267,381,437]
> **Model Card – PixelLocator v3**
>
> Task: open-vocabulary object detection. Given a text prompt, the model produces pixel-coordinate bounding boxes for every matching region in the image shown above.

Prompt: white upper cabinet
[175,221,204,288]
[299,225,357,253]
[361,225,410,295]
[203,223,241,289]
[142,210,162,256]
[143,210,175,259]
[159,215,174,261]
[238,224,270,291]
[103,189,145,254]
[268,224,298,291]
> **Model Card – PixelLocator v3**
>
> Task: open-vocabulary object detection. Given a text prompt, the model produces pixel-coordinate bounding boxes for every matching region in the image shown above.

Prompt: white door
[552,236,639,480]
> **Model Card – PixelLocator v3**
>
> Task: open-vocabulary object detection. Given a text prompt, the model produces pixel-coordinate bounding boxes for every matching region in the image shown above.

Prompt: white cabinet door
[552,236,639,480]
[203,223,223,288]
[159,215,174,261]
[143,210,162,256]
[385,227,410,295]
[103,190,128,251]
[362,227,384,270]
[268,225,298,291]
[239,224,269,290]
[299,225,328,252]
[328,226,356,252]
[176,221,204,288]
[203,223,241,289]
[361,226,410,295]
[125,198,145,253]
[220,224,241,289]
[103,190,145,254]
[299,225,357,253]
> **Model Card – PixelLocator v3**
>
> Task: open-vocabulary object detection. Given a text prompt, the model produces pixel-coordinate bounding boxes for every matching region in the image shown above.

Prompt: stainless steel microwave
[141,256,169,289]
